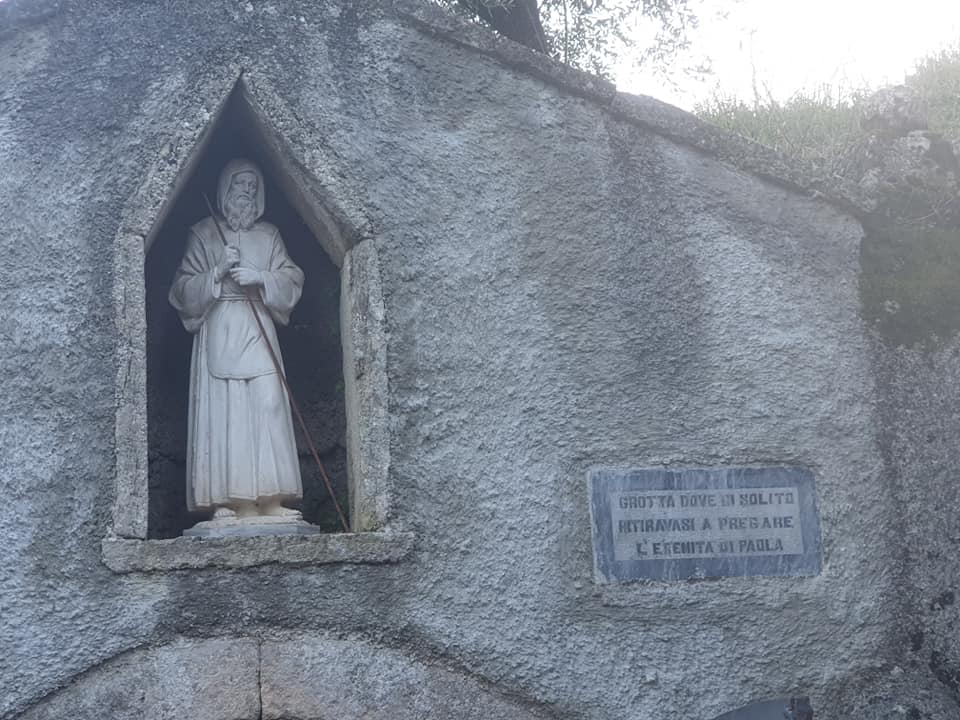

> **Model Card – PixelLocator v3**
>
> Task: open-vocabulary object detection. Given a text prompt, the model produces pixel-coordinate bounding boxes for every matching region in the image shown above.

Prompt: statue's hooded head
[217,158,266,232]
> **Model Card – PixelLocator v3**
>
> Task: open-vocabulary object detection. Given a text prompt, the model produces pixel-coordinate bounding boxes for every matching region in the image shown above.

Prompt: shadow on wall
[714,698,813,720]
[860,224,960,347]
[144,90,348,538]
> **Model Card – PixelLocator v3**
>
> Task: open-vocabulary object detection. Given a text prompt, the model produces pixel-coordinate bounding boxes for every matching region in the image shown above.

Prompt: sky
[616,0,960,110]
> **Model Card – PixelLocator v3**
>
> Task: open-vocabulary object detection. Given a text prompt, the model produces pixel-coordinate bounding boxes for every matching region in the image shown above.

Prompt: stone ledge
[101,531,415,573]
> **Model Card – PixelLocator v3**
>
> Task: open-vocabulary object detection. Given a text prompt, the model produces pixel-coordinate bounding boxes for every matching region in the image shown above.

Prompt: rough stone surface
[17,639,260,720]
[14,634,555,720]
[101,531,415,573]
[609,91,872,216]
[261,633,554,719]
[1,1,956,719]
[394,0,617,106]
[815,665,960,720]
[342,240,392,532]
[853,87,960,720]
[868,338,960,713]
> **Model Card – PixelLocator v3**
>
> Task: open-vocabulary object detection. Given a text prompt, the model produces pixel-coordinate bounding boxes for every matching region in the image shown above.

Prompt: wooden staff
[203,193,349,532]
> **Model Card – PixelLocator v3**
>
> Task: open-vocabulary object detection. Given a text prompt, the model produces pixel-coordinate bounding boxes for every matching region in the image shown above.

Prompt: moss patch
[861,224,960,347]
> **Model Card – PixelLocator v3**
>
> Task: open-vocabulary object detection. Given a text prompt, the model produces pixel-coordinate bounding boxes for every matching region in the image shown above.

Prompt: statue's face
[230,171,258,200]
[224,170,260,231]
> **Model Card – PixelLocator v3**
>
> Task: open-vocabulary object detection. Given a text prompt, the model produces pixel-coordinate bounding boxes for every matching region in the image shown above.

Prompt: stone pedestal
[183,515,324,538]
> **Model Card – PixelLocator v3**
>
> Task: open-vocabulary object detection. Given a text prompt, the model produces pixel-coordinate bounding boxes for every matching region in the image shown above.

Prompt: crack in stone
[257,638,264,720]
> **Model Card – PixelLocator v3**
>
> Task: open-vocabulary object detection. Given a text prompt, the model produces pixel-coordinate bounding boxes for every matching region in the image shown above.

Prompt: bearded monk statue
[169,158,307,532]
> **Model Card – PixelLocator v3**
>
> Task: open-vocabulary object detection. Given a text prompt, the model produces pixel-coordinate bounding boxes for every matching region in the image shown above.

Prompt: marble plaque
[589,467,822,582]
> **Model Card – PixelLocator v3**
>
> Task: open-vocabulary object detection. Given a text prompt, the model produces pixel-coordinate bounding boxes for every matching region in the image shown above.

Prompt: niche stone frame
[102,77,411,572]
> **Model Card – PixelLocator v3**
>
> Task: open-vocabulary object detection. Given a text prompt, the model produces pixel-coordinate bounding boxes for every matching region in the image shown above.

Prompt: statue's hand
[215,246,241,281]
[229,267,264,287]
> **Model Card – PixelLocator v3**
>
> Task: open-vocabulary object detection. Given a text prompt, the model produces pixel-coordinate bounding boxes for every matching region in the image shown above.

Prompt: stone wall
[0,1,951,718]
[17,634,552,720]
[854,86,960,718]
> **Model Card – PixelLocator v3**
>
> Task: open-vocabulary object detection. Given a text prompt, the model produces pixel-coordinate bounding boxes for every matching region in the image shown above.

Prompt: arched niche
[713,697,814,720]
[17,635,551,720]
[144,86,347,537]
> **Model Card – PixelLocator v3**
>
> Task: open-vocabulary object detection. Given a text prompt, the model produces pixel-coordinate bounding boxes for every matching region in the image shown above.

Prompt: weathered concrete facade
[1,1,957,718]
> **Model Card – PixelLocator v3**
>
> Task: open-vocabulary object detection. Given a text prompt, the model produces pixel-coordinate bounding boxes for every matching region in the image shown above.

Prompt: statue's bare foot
[260,501,302,519]
[212,506,236,520]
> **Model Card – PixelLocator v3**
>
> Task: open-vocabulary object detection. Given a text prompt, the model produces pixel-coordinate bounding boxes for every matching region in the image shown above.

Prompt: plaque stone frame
[589,466,822,583]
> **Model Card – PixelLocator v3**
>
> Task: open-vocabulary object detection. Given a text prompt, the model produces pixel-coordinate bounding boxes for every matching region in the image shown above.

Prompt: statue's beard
[224,190,257,231]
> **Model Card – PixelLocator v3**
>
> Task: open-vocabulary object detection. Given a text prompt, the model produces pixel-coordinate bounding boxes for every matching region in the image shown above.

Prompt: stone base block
[183,515,324,538]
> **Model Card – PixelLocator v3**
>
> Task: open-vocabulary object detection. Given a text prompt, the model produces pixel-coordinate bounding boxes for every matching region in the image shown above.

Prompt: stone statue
[169,158,307,532]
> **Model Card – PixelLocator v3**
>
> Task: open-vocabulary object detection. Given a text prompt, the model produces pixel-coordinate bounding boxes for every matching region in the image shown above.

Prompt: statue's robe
[169,217,304,511]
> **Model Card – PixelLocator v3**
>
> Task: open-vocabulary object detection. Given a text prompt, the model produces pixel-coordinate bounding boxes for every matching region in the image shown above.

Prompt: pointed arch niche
[103,82,410,572]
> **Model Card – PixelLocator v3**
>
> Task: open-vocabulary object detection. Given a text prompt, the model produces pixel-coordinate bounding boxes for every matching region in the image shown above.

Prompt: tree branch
[456,0,550,54]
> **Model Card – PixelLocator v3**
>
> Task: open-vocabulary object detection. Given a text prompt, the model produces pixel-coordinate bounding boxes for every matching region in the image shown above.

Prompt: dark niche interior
[145,98,348,538]
[714,698,814,720]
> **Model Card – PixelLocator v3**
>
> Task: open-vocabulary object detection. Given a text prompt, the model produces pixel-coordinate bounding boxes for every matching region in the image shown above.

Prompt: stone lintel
[101,531,415,573]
